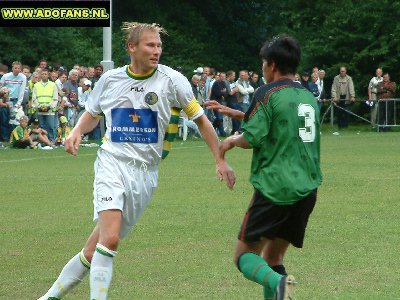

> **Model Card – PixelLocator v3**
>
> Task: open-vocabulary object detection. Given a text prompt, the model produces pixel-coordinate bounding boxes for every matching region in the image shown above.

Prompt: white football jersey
[85,64,203,165]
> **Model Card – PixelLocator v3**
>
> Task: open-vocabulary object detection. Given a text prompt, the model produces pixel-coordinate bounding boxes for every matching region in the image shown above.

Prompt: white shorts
[93,149,158,239]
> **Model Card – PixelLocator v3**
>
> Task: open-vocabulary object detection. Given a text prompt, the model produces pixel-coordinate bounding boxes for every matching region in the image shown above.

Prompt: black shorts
[14,140,31,149]
[238,189,317,248]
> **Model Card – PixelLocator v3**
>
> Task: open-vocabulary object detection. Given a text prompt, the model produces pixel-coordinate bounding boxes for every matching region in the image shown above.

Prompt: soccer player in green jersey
[206,36,322,299]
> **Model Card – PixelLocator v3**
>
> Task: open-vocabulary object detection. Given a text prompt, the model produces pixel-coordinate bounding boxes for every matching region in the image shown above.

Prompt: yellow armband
[182,98,202,119]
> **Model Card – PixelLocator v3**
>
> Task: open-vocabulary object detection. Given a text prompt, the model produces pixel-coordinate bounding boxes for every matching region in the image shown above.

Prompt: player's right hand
[64,131,82,156]
[216,160,236,190]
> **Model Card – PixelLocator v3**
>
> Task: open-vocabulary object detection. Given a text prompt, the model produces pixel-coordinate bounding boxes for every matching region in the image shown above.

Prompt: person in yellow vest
[55,115,71,146]
[32,69,58,141]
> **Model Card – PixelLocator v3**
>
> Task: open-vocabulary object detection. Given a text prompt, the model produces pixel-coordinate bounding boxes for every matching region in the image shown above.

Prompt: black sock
[271,264,287,275]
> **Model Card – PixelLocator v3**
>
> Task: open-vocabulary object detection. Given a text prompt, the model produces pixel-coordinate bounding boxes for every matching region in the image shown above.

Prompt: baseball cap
[32,118,39,124]
[302,71,309,76]
[59,116,68,124]
[84,79,92,86]
[193,67,203,74]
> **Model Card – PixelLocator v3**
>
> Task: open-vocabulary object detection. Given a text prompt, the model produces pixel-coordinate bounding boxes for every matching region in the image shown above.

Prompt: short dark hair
[259,36,300,75]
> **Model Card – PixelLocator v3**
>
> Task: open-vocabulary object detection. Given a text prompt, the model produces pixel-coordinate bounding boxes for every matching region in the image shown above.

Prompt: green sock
[238,252,281,292]
[264,264,288,299]
[263,286,274,299]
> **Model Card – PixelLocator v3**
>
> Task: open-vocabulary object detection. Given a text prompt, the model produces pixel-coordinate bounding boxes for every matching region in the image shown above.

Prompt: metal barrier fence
[320,98,400,131]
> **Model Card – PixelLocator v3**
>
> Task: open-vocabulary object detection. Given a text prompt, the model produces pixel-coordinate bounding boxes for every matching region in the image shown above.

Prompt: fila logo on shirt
[101,196,113,202]
[131,86,144,92]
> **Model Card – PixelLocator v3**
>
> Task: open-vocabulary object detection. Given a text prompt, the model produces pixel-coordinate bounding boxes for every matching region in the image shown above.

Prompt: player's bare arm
[65,111,100,156]
[194,114,236,190]
[205,100,245,121]
[220,133,252,160]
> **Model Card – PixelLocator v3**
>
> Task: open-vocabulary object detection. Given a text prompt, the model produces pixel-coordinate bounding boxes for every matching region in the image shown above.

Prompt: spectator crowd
[0,59,398,150]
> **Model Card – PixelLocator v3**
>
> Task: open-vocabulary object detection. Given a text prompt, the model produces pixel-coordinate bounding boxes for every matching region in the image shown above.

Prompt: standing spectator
[91,64,103,88]
[22,65,32,80]
[32,69,58,141]
[193,66,203,77]
[0,64,8,79]
[312,66,319,83]
[317,69,327,100]
[190,74,200,99]
[209,72,228,137]
[300,71,310,91]
[236,70,254,113]
[87,66,95,81]
[205,67,215,101]
[55,71,68,101]
[197,77,207,107]
[0,61,27,107]
[377,72,396,131]
[202,66,210,80]
[317,69,327,116]
[309,72,320,103]
[50,70,59,82]
[225,70,241,134]
[0,87,13,141]
[249,72,260,90]
[367,68,383,127]
[79,66,87,80]
[64,69,79,96]
[88,66,103,141]
[27,72,40,121]
[331,66,355,128]
[76,79,92,121]
[38,59,48,70]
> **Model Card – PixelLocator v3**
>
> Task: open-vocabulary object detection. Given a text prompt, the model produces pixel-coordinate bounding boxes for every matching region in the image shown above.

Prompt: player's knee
[83,247,95,263]
[100,234,120,251]
[263,252,284,266]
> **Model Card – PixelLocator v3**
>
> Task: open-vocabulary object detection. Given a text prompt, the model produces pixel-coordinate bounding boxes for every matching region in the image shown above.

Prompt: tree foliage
[0,0,399,97]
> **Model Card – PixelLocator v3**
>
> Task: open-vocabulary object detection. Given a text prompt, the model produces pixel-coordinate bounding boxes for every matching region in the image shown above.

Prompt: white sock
[90,243,117,300]
[40,249,90,299]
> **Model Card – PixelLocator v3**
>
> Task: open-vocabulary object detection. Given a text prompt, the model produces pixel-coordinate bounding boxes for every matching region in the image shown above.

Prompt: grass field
[1,128,399,299]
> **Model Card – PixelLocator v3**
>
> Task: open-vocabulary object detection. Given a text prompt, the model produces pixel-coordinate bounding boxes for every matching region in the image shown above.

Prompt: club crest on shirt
[145,92,158,105]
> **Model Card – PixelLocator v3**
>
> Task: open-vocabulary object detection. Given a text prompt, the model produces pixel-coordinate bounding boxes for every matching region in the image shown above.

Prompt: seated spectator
[28,118,53,147]
[9,115,38,148]
[55,116,71,146]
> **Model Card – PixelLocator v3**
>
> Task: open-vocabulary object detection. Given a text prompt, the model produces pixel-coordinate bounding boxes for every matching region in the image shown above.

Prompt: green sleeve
[241,102,271,148]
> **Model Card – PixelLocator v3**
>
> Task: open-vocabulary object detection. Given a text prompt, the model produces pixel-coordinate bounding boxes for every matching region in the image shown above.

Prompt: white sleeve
[17,75,27,105]
[170,73,195,108]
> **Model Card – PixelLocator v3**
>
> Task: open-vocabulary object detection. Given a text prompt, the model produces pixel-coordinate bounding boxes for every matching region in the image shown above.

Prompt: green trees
[1,0,399,98]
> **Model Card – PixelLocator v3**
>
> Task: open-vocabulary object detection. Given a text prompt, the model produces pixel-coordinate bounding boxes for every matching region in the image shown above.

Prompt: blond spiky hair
[122,22,168,48]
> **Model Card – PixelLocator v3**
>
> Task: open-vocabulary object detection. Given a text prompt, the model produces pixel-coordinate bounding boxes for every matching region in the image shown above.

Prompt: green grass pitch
[0,130,399,299]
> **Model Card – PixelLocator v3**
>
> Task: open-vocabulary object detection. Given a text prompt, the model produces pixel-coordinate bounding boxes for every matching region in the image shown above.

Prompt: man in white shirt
[38,22,235,300]
[367,68,383,126]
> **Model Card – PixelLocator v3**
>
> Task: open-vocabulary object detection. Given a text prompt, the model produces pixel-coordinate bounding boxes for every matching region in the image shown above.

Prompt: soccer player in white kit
[38,22,235,300]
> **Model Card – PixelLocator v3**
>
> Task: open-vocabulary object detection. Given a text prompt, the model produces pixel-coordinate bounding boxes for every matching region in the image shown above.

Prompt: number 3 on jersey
[298,103,316,142]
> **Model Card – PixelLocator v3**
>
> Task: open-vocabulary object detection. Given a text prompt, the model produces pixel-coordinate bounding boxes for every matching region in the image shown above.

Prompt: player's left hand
[216,160,236,190]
